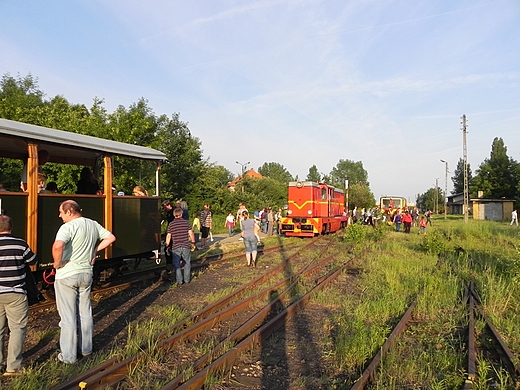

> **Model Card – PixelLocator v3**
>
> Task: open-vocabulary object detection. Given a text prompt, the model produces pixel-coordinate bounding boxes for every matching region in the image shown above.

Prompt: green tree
[451,158,473,195]
[186,163,235,217]
[0,74,206,198]
[416,187,442,212]
[258,162,293,183]
[471,138,519,199]
[234,177,287,212]
[0,73,44,122]
[306,165,321,182]
[349,183,376,210]
[329,159,369,189]
[154,113,204,200]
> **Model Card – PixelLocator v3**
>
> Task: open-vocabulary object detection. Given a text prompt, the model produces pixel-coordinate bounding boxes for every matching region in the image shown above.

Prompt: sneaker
[57,353,77,364]
[238,237,243,241]
[3,369,23,377]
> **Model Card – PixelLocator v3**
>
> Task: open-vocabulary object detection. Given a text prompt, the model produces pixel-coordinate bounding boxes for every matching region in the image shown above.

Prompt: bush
[420,230,447,255]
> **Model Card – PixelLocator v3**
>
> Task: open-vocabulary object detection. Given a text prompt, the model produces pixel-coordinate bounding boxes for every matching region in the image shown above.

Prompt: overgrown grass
[310,217,520,388]
[6,217,520,389]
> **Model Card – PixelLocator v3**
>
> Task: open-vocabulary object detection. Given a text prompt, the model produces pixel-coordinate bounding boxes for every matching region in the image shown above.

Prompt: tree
[153,112,204,200]
[258,162,293,183]
[186,163,235,217]
[349,183,376,210]
[471,138,519,199]
[0,73,44,122]
[416,187,442,212]
[451,158,472,195]
[0,74,206,197]
[306,165,321,182]
[239,177,287,212]
[329,159,369,189]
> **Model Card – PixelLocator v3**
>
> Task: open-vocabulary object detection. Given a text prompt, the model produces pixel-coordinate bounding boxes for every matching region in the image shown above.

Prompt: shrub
[420,230,447,256]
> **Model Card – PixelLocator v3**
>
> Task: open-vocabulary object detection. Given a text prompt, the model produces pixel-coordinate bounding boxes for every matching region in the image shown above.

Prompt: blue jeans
[0,293,28,371]
[55,273,93,363]
[172,247,191,284]
[243,236,258,254]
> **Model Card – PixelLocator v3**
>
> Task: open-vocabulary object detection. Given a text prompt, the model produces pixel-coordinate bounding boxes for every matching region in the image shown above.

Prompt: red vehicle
[280,181,349,237]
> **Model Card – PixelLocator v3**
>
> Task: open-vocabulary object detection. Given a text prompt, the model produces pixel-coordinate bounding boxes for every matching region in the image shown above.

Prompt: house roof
[470,198,515,202]
[228,168,263,187]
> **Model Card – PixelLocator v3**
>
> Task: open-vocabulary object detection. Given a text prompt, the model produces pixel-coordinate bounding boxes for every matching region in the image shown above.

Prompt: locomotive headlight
[287,210,292,215]
[307,210,312,215]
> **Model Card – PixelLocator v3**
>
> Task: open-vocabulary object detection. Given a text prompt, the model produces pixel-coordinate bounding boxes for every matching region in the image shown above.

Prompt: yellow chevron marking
[288,200,344,210]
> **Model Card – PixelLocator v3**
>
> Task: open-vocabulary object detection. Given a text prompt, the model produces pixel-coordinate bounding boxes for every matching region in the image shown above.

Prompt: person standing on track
[165,208,196,285]
[52,200,116,364]
[240,211,260,267]
[200,204,212,249]
[0,215,37,376]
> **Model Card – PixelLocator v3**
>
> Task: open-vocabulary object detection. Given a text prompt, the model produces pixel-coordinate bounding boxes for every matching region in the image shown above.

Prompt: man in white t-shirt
[52,200,116,364]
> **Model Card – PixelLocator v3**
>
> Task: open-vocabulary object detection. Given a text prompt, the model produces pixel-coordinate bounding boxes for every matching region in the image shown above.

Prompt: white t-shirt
[55,217,112,279]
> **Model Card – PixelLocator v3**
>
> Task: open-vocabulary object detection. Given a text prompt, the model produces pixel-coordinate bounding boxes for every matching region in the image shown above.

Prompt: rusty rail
[464,282,519,388]
[50,236,330,390]
[170,257,351,389]
[350,300,417,390]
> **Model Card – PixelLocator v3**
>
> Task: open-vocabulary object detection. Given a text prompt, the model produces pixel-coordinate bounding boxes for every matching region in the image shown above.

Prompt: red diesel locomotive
[280,181,349,237]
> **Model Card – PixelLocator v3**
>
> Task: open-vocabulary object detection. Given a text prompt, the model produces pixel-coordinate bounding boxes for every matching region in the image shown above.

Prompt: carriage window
[321,188,327,200]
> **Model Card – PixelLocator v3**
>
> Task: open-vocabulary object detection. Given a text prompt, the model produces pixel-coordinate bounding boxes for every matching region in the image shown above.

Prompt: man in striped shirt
[0,214,37,376]
[200,203,212,249]
[165,208,195,285]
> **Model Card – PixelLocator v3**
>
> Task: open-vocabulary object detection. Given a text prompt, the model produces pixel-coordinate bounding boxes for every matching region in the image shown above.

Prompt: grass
[304,216,520,388]
[6,215,520,389]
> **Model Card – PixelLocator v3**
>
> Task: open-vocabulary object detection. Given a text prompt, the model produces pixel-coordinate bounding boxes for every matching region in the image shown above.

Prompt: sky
[1,0,519,203]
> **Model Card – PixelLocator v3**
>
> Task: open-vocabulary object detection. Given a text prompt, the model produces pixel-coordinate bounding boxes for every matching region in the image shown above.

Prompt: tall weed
[420,230,447,255]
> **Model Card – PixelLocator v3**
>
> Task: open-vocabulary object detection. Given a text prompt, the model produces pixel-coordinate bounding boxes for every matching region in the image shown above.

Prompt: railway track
[463,281,520,389]
[49,236,351,389]
[29,242,288,312]
[346,280,520,389]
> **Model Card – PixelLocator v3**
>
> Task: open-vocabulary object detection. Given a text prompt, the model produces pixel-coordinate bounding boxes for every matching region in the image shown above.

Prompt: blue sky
[2,0,519,203]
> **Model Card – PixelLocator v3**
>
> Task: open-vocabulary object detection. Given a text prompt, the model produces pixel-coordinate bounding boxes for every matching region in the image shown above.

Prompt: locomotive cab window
[321,188,327,200]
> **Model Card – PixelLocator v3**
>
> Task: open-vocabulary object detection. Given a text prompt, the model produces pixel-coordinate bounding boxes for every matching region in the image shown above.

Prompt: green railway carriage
[0,118,166,284]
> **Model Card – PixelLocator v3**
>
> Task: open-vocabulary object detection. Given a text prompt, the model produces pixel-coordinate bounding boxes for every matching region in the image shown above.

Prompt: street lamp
[236,161,250,193]
[440,159,448,219]
[236,161,250,177]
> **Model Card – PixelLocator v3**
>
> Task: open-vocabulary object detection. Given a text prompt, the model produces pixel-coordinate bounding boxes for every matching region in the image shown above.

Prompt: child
[419,215,427,234]
[192,212,201,248]
[225,212,235,236]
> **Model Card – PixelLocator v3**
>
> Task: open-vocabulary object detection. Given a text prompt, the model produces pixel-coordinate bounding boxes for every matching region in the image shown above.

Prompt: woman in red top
[402,211,413,233]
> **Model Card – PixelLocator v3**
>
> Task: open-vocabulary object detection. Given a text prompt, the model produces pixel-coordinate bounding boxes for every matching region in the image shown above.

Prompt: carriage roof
[0,118,166,165]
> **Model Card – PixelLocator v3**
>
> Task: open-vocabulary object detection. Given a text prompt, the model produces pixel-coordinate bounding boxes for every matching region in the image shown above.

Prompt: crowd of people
[349,205,432,234]
[160,201,284,273]
[350,205,520,232]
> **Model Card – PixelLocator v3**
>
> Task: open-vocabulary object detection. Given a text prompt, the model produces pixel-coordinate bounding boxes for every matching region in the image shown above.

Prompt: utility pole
[461,114,469,223]
[345,179,349,213]
[440,159,448,219]
[434,178,439,215]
